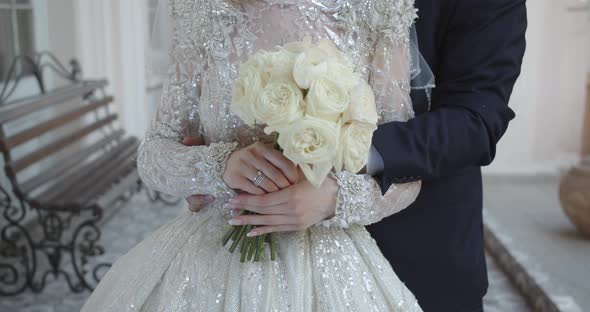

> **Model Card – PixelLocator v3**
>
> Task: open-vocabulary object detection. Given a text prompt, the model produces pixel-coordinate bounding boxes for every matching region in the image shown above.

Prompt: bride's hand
[181,137,298,212]
[223,141,299,195]
[227,175,339,236]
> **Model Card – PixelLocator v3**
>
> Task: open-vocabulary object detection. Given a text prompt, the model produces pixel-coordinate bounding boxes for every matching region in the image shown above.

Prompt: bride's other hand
[223,142,299,195]
[227,176,338,236]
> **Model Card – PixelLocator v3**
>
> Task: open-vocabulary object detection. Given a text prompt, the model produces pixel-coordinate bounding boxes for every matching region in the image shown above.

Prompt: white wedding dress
[82,0,424,311]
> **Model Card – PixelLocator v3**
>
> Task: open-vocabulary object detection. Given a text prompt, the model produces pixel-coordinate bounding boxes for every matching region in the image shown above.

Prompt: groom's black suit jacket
[368,0,527,311]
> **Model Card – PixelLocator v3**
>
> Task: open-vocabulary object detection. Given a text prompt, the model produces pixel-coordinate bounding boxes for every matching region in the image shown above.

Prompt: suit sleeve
[372,0,527,182]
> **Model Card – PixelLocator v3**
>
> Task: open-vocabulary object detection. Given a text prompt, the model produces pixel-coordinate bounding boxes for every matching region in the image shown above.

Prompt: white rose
[326,60,357,90]
[292,46,329,89]
[344,79,379,125]
[259,49,297,82]
[306,78,350,122]
[231,61,267,125]
[314,40,357,89]
[240,55,270,83]
[336,122,377,173]
[252,80,304,125]
[316,39,353,68]
[265,117,339,187]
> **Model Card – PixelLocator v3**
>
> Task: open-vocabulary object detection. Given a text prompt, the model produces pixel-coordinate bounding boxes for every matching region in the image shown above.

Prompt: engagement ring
[251,170,266,188]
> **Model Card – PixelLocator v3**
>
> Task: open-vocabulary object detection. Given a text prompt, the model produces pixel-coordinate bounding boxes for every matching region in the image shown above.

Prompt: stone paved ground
[0,190,531,312]
[484,253,532,312]
[483,175,587,311]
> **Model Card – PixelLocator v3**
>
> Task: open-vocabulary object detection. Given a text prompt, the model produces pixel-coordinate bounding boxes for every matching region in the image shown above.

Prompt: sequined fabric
[82,0,423,311]
[320,171,421,228]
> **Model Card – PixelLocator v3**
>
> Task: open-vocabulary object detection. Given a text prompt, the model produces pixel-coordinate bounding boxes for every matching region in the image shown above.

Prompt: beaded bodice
[159,0,417,145]
[138,0,422,229]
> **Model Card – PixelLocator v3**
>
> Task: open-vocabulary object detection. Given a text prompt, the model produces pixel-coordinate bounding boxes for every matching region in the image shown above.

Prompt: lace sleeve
[137,48,238,199]
[321,15,422,228]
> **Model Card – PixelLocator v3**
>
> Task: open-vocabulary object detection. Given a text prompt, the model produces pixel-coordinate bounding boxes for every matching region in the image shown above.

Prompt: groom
[182,0,527,311]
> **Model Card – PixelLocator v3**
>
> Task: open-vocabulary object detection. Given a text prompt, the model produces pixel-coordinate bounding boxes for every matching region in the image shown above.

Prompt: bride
[83,0,425,311]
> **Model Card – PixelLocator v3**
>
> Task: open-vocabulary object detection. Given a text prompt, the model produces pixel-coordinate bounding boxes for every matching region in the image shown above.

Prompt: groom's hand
[181,136,215,212]
[227,176,338,236]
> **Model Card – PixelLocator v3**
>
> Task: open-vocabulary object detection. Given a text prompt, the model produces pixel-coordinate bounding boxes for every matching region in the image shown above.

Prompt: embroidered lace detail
[321,171,374,228]
[138,0,420,203]
[82,1,426,311]
[137,124,238,199]
[321,171,422,228]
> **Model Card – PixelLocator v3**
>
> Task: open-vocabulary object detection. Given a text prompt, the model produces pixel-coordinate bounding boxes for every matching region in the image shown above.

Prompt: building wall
[73,0,151,138]
[484,0,590,175]
[46,0,76,70]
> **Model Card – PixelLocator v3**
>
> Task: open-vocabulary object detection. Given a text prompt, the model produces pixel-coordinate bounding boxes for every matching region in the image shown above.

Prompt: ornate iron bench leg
[0,184,111,295]
[0,185,33,295]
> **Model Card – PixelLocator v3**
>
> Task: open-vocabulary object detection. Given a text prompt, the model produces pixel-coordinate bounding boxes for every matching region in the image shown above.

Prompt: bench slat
[0,80,107,124]
[0,96,113,152]
[32,137,138,206]
[19,130,125,194]
[60,142,139,205]
[8,114,118,174]
[75,158,136,206]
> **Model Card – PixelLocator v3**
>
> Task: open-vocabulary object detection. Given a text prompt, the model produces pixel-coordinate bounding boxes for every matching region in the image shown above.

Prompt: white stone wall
[485,0,590,175]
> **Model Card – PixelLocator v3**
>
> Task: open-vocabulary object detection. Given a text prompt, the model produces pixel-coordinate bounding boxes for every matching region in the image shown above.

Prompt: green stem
[240,236,251,262]
[240,229,251,253]
[254,235,263,262]
[259,234,267,261]
[222,210,281,262]
[229,224,241,242]
[247,233,257,261]
[229,225,249,253]
[273,132,279,150]
[270,234,277,261]
[222,210,248,247]
[222,227,237,247]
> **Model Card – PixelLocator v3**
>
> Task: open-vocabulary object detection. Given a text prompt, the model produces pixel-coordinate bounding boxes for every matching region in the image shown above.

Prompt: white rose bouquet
[223,39,378,262]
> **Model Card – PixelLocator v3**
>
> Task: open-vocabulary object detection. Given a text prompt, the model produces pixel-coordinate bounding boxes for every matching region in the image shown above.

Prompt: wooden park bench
[0,53,166,295]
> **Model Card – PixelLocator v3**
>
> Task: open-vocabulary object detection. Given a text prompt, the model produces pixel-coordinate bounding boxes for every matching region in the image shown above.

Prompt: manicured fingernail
[229,219,243,226]
[228,202,238,209]
[247,231,257,237]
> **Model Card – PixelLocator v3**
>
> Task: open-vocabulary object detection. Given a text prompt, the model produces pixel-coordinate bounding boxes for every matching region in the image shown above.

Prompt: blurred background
[0,0,588,311]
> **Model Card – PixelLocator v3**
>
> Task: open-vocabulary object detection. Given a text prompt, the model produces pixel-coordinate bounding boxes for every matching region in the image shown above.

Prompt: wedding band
[251,171,266,188]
